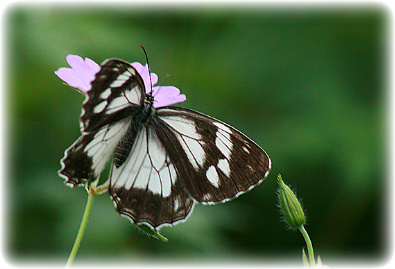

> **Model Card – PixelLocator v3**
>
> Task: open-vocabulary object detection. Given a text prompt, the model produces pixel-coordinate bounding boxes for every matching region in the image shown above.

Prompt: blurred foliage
[5,3,388,265]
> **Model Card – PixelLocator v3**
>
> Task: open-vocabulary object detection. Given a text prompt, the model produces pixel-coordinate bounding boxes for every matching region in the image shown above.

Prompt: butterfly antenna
[140,45,153,95]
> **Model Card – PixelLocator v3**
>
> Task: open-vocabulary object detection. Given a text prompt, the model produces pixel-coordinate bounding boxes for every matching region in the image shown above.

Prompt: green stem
[299,225,315,267]
[66,190,95,267]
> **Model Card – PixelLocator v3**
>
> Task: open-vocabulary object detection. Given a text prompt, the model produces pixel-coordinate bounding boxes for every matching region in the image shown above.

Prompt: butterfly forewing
[58,59,146,186]
[155,107,271,204]
[81,59,145,133]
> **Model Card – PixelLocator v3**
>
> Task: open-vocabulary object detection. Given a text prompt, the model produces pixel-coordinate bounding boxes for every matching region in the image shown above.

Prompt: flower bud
[277,174,306,229]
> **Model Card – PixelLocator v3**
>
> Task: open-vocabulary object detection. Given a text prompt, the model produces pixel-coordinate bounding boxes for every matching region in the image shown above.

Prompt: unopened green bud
[277,174,306,229]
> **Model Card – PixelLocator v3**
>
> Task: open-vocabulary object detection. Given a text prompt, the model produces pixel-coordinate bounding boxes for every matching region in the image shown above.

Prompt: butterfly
[58,57,271,229]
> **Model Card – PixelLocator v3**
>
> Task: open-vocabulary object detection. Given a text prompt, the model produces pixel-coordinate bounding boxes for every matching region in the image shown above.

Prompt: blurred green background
[6,3,388,266]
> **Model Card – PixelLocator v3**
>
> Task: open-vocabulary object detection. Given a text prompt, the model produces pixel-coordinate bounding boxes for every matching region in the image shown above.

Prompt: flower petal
[55,55,100,92]
[131,62,158,94]
[55,67,87,90]
[85,58,101,73]
[152,86,186,108]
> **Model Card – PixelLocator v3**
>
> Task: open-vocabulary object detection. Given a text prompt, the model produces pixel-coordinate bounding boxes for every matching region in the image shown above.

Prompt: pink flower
[55,55,186,108]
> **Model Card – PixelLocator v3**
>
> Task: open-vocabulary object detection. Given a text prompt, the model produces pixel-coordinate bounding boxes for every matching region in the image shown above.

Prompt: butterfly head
[144,92,155,108]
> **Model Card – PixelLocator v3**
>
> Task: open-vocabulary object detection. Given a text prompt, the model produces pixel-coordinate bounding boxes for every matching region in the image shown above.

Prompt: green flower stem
[66,188,95,267]
[299,225,315,267]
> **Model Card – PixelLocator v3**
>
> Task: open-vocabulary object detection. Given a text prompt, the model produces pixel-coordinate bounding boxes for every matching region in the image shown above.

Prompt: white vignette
[0,1,394,269]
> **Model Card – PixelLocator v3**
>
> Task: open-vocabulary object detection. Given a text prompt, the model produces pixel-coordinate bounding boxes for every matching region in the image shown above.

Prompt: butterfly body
[59,59,271,229]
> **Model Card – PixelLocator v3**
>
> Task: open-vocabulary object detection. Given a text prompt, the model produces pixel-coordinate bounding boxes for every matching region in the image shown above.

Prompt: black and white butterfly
[59,58,271,229]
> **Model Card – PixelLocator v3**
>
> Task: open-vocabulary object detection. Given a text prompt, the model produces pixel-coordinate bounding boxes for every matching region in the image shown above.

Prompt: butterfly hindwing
[59,119,132,186]
[109,126,195,228]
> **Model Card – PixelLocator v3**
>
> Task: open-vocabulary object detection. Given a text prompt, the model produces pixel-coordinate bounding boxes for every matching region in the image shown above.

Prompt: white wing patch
[213,122,233,160]
[99,88,112,100]
[161,116,206,170]
[86,118,131,176]
[94,100,108,114]
[104,85,142,115]
[110,71,132,88]
[217,158,230,177]
[124,85,143,105]
[111,127,176,198]
[105,96,129,114]
[206,165,220,187]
